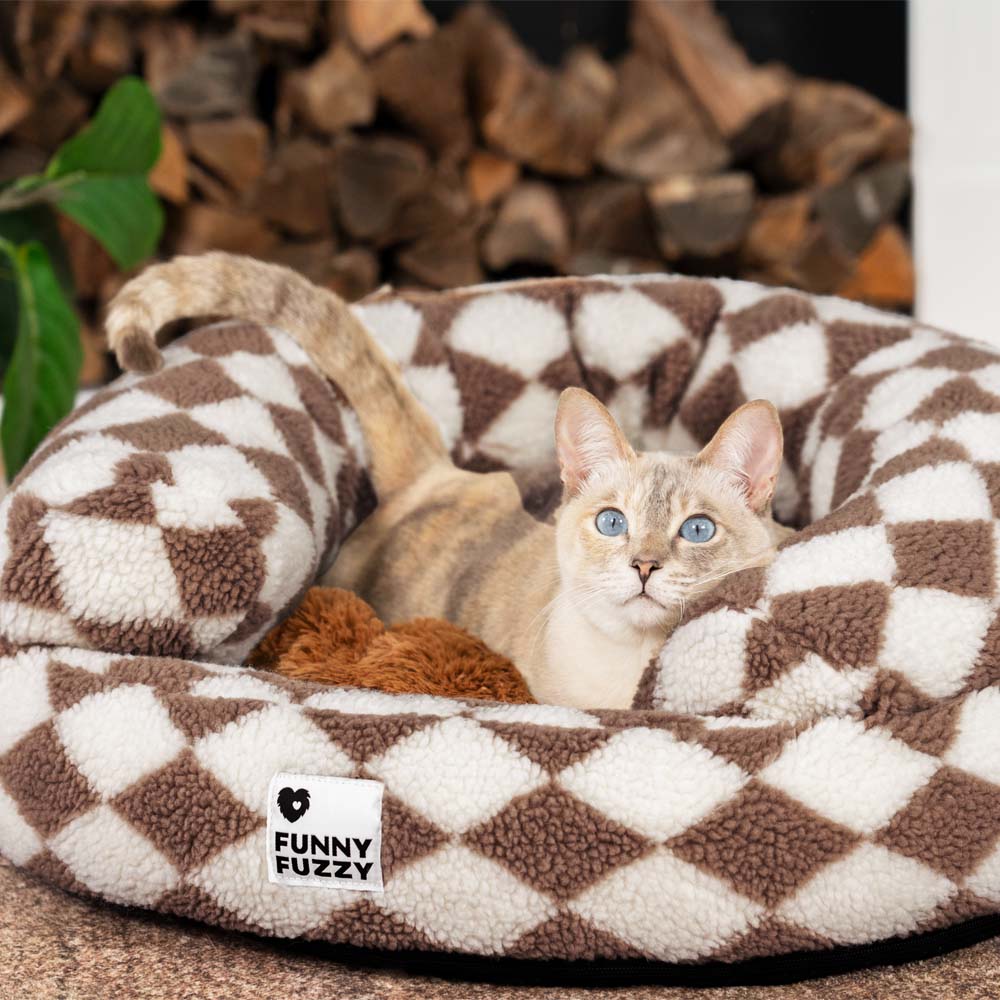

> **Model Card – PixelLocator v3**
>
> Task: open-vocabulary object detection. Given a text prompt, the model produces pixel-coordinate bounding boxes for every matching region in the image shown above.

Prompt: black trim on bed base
[289,915,1000,988]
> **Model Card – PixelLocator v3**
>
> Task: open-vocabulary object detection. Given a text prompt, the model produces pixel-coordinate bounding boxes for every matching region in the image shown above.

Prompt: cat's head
[554,388,784,639]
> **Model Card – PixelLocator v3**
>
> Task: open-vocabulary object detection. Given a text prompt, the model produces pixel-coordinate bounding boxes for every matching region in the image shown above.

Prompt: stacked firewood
[0,0,913,385]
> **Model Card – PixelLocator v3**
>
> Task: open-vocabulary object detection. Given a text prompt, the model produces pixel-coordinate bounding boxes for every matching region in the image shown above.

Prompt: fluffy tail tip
[115,327,164,374]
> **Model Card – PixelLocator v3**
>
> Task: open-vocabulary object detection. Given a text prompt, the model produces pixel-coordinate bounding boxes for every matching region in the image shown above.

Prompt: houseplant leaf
[55,175,163,271]
[0,241,82,479]
[47,77,164,269]
[47,77,162,178]
[0,205,73,381]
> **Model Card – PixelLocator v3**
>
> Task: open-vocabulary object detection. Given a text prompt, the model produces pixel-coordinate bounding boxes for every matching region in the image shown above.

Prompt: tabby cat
[106,254,792,709]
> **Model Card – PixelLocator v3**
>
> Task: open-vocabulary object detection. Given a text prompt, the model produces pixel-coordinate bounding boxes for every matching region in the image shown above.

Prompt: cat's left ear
[698,400,784,513]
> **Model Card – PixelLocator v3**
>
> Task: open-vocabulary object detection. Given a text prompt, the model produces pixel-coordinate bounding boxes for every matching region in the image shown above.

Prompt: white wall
[910,0,1000,344]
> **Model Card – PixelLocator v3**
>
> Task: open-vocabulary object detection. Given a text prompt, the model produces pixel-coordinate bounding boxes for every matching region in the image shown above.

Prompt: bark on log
[633,0,789,155]
[597,52,729,181]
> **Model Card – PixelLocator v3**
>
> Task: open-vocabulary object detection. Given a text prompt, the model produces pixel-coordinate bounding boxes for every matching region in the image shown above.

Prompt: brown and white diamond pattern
[0,321,361,664]
[644,291,1000,724]
[363,278,721,474]
[3,645,999,962]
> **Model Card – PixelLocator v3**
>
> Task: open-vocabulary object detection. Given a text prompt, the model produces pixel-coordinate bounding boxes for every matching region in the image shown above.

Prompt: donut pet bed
[2,273,1000,980]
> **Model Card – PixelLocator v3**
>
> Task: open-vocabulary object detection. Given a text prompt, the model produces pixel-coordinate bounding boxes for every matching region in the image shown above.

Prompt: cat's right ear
[556,388,635,495]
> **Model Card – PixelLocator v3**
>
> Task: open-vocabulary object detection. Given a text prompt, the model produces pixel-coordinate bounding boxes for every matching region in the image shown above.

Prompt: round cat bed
[1,274,999,980]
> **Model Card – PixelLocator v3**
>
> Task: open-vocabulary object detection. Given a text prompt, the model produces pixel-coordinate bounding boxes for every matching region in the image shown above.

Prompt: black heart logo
[277,786,311,823]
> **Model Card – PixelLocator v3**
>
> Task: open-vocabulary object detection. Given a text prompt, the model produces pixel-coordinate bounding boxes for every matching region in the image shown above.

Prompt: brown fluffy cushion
[249,587,534,703]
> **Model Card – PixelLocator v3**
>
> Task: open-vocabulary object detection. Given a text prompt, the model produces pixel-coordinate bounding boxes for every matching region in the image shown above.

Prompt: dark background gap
[425,1,907,111]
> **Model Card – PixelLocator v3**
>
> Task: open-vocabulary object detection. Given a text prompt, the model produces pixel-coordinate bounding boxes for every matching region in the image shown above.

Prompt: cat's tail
[105,252,448,495]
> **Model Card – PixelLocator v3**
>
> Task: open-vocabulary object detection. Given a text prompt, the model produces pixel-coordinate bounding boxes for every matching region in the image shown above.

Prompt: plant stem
[0,174,84,215]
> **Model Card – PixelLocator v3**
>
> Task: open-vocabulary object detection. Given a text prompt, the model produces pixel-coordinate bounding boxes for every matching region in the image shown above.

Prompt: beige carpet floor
[2,858,999,999]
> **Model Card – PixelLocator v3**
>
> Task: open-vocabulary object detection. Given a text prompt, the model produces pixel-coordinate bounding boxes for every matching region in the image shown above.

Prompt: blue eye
[595,509,628,536]
[679,515,716,543]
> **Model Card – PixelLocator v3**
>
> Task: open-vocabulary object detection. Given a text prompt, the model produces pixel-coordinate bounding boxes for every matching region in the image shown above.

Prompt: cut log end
[648,173,755,260]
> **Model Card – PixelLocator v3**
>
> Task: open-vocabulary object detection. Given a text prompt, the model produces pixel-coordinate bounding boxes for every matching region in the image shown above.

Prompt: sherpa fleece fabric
[1,275,1000,966]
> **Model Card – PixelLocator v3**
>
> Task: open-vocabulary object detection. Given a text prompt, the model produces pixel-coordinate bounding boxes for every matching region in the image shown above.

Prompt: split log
[175,203,279,257]
[333,135,429,241]
[373,24,472,159]
[462,5,615,177]
[149,124,190,205]
[266,239,338,284]
[254,139,333,237]
[836,224,914,309]
[230,1,320,48]
[187,159,236,207]
[816,159,910,257]
[739,192,813,272]
[486,44,616,177]
[388,165,476,247]
[482,182,569,271]
[282,43,376,136]
[11,81,88,147]
[648,172,754,260]
[756,79,911,189]
[566,178,661,262]
[152,31,256,120]
[597,52,728,181]
[324,248,381,301]
[13,1,88,88]
[0,59,31,137]
[396,222,484,289]
[341,0,435,56]
[69,12,134,91]
[187,116,268,194]
[740,195,857,296]
[139,20,197,93]
[267,239,381,302]
[790,226,856,295]
[466,150,519,206]
[632,0,788,155]
[0,144,46,184]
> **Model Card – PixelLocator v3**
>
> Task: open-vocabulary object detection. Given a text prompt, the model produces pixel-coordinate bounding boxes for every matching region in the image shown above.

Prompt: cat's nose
[631,559,661,585]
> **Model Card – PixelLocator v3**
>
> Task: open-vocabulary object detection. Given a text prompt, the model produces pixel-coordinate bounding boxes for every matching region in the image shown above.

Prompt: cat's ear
[556,388,635,495]
[698,399,784,512]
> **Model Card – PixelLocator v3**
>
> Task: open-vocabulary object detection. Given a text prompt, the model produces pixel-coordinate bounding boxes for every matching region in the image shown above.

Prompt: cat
[106,253,793,709]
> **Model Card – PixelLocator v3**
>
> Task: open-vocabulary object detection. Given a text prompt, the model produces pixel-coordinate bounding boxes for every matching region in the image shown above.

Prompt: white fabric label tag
[266,772,384,892]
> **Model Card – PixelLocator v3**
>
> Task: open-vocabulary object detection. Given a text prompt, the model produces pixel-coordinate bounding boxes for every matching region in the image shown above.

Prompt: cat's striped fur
[106,254,791,708]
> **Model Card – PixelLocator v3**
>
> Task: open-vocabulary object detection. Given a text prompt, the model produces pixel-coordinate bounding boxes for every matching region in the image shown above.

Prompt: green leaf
[47,77,162,179]
[0,274,17,385]
[46,76,164,269]
[0,241,82,480]
[0,206,74,380]
[0,205,73,295]
[56,175,164,270]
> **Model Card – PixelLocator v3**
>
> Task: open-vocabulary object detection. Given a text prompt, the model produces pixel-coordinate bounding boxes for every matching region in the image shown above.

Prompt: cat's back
[325,465,557,644]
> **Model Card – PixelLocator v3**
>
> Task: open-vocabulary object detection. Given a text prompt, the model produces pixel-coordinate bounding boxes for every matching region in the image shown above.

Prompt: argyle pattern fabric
[3,646,998,961]
[2,273,1000,965]
[640,287,1000,723]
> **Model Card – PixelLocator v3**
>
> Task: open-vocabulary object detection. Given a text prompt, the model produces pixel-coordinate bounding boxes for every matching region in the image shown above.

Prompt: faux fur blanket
[1,275,999,966]
[249,586,532,703]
